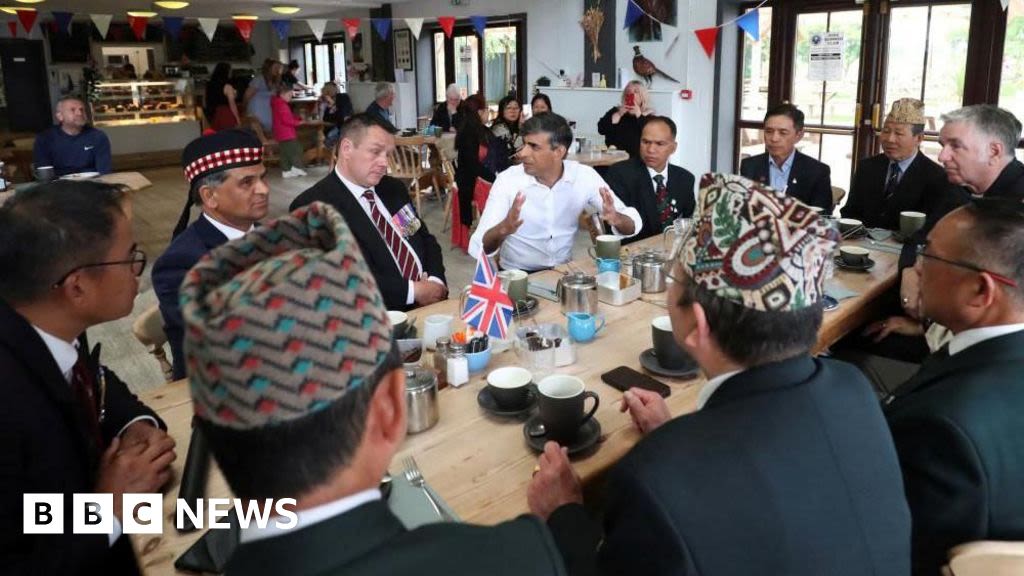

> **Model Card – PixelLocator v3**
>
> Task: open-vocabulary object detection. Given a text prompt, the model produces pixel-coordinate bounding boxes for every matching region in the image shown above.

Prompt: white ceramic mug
[422,314,454,350]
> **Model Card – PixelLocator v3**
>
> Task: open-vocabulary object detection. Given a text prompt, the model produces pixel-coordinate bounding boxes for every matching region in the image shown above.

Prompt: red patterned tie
[71,349,104,449]
[363,191,421,280]
[653,174,674,228]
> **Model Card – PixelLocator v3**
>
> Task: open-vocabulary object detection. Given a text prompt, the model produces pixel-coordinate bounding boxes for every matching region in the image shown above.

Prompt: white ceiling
[21,0,395,19]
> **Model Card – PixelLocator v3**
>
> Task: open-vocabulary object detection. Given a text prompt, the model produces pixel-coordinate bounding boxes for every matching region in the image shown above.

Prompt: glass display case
[90,80,195,126]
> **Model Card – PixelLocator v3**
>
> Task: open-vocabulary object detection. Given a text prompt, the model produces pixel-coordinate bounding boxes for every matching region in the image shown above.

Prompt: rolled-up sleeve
[586,171,642,238]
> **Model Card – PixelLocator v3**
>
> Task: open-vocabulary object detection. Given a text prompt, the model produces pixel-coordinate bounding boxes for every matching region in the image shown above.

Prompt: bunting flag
[7,21,16,38]
[470,15,487,37]
[198,17,218,41]
[694,27,718,58]
[307,18,327,42]
[271,19,290,41]
[162,16,184,40]
[1001,0,1010,9]
[127,13,148,40]
[736,10,759,41]
[372,18,391,41]
[52,11,73,35]
[91,14,112,39]
[405,17,423,40]
[342,18,359,40]
[624,0,644,29]
[234,17,255,42]
[16,8,37,34]
[438,16,455,38]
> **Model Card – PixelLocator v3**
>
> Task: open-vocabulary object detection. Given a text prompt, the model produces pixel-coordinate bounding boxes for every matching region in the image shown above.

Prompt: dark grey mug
[537,375,600,444]
[652,315,691,369]
[32,165,55,183]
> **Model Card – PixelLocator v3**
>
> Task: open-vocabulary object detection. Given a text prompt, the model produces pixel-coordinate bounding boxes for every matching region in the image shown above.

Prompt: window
[1000,0,1024,117]
[299,39,346,90]
[737,6,773,164]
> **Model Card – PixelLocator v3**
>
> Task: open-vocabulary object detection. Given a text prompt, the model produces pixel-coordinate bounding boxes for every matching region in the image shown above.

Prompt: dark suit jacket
[227,500,566,576]
[843,152,969,230]
[548,356,911,576]
[290,173,446,311]
[741,151,833,211]
[604,158,695,243]
[0,300,164,575]
[152,215,228,380]
[886,330,1024,576]
[597,107,647,158]
[429,102,461,133]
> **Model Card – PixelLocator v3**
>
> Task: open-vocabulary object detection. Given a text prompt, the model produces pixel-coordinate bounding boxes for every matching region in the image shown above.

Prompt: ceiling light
[233,14,258,20]
[14,0,45,4]
[127,11,158,18]
[0,6,34,12]
[271,5,300,15]
[154,1,189,8]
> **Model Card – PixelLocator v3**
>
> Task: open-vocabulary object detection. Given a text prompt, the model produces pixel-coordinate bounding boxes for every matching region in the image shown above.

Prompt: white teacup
[838,218,863,234]
[839,245,870,266]
[422,314,454,350]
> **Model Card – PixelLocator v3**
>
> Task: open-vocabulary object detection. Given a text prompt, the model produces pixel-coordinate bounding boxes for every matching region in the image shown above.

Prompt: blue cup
[567,312,606,343]
[596,258,620,273]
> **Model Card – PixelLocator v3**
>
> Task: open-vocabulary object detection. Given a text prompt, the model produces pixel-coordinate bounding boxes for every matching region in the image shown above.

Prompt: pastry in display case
[90,80,196,126]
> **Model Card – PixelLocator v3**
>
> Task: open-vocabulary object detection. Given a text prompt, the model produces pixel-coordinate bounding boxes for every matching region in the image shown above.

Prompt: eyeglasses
[52,246,147,287]
[915,243,1018,287]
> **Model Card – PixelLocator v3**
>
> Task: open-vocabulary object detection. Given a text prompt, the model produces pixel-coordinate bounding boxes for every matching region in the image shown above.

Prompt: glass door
[431,18,525,106]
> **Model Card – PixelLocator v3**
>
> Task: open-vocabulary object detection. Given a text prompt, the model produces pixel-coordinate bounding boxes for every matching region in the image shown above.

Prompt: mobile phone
[624,93,636,108]
[601,366,670,398]
[173,510,239,574]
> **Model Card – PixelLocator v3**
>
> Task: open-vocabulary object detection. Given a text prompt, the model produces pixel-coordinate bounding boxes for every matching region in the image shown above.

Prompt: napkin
[825,280,860,301]
[388,471,460,528]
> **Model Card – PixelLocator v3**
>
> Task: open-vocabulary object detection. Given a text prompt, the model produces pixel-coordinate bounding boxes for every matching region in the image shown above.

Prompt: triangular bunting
[624,0,643,29]
[7,21,16,37]
[52,11,73,35]
[736,10,759,41]
[16,8,37,34]
[127,13,147,40]
[91,14,112,39]
[162,16,184,40]
[271,19,290,42]
[405,17,423,40]
[1001,0,1010,9]
[694,27,718,58]
[234,17,255,43]
[438,16,455,38]
[342,18,360,40]
[307,18,327,42]
[198,17,218,41]
[372,18,391,41]
[470,16,487,37]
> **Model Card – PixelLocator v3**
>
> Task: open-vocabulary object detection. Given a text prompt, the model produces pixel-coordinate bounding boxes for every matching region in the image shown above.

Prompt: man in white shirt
[885,198,1024,576]
[0,180,176,575]
[469,113,642,271]
[154,130,270,380]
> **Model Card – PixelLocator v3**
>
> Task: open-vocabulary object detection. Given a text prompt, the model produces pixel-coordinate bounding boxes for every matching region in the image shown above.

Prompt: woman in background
[490,95,523,172]
[319,82,354,148]
[455,94,498,230]
[205,62,240,131]
[243,59,283,132]
[597,80,655,158]
[530,93,552,115]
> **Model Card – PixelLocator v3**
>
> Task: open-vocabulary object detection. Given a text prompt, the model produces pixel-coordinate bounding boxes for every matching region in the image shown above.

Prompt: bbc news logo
[23,494,298,534]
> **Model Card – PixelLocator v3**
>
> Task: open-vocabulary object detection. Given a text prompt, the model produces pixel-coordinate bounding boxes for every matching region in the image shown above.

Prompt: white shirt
[335,168,445,305]
[469,161,642,271]
[239,488,381,544]
[30,325,159,547]
[948,323,1024,356]
[696,369,744,410]
[202,213,251,241]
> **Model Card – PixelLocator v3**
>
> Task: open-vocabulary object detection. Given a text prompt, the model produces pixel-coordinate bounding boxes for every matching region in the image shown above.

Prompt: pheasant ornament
[632,45,678,85]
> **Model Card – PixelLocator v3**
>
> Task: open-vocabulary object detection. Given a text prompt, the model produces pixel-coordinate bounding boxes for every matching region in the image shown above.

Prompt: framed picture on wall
[395,28,413,71]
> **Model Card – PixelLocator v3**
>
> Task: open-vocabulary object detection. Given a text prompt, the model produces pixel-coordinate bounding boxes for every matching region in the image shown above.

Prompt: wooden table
[569,149,630,168]
[95,171,153,192]
[130,234,899,575]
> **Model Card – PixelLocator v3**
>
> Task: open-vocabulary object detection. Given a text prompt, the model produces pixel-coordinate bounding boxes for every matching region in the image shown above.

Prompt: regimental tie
[363,190,421,280]
[884,163,902,202]
[71,347,104,449]
[653,174,674,228]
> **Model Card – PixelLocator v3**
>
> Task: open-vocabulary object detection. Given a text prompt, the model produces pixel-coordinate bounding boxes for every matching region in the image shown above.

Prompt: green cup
[589,234,621,261]
[900,211,926,238]
[498,269,529,304]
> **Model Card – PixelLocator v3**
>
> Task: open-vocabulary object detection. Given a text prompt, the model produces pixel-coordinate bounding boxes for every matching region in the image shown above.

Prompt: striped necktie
[363,190,421,281]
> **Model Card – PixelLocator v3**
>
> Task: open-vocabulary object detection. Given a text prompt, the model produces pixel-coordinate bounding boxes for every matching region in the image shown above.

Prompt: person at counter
[204,62,241,131]
[430,83,462,132]
[33,97,112,177]
[179,202,567,576]
[366,82,397,129]
[597,81,654,158]
[604,116,695,243]
[527,174,911,576]
[282,59,312,91]
[469,113,641,272]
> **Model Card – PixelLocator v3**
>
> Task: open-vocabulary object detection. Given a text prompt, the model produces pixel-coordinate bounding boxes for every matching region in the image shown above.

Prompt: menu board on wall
[166,25,253,62]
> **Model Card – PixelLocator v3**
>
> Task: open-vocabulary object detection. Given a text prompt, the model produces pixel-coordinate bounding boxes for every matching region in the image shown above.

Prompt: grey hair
[375,82,395,100]
[445,83,461,98]
[193,170,231,204]
[941,105,1022,158]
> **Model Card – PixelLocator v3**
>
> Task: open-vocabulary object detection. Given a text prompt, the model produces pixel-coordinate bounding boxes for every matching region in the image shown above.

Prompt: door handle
[871,102,881,131]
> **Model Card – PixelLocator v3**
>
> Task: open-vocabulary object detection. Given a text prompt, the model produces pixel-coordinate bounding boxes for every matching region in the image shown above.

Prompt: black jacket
[597,108,647,158]
[0,300,164,575]
[604,158,695,243]
[152,215,229,380]
[740,151,833,211]
[429,102,461,133]
[547,356,911,576]
[843,152,969,230]
[291,173,446,311]
[886,330,1024,576]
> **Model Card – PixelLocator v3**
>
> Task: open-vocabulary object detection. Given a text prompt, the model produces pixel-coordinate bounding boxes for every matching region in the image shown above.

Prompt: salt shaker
[433,337,451,388]
[446,344,469,388]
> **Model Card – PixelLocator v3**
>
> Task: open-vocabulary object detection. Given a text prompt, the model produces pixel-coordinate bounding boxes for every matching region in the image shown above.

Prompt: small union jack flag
[461,255,514,339]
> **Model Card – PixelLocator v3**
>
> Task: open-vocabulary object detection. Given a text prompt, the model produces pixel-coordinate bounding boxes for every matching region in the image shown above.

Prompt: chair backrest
[388,144,425,178]
[946,541,1024,576]
[132,304,174,381]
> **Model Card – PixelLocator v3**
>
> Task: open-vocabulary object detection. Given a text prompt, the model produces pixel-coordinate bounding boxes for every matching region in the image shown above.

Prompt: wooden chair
[943,541,1024,576]
[239,115,279,165]
[131,305,174,382]
[441,158,457,232]
[388,143,431,213]
[831,186,847,210]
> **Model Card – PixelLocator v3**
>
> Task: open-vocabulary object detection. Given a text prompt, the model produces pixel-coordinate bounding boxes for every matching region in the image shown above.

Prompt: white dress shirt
[948,323,1024,356]
[335,168,445,305]
[469,161,642,271]
[30,326,159,547]
[239,488,381,544]
[696,369,744,411]
[769,150,796,192]
[202,213,252,241]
